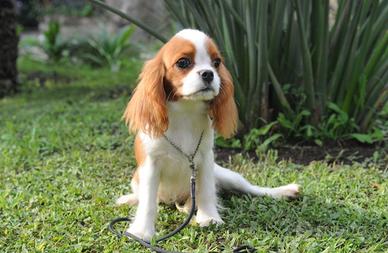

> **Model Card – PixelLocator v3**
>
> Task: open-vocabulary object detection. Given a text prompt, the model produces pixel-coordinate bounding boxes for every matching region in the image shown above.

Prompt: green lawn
[1,58,387,252]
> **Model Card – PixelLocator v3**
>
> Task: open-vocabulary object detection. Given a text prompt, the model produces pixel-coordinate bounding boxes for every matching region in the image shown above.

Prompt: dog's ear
[123,53,168,138]
[209,63,238,138]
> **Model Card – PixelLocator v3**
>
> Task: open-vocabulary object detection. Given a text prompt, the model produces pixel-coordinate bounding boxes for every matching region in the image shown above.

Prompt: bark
[0,0,19,97]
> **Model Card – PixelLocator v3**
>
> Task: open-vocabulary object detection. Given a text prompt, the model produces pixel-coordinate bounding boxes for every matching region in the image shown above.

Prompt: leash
[109,131,255,252]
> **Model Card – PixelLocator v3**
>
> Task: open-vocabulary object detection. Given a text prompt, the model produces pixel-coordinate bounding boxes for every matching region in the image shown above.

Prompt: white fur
[127,157,159,240]
[214,164,299,199]
[119,100,299,241]
[117,29,300,241]
[176,29,220,100]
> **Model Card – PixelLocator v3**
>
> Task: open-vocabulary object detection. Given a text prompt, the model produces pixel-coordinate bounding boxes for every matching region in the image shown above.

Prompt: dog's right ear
[123,53,168,138]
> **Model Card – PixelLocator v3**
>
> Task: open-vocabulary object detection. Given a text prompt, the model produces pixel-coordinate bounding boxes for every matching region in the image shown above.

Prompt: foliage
[72,25,136,71]
[1,59,387,251]
[215,135,241,149]
[22,22,136,71]
[164,0,388,139]
[278,102,385,145]
[350,129,384,144]
[243,122,282,152]
[39,20,69,62]
[351,103,388,144]
[42,1,95,17]
[377,103,388,142]
[216,122,283,152]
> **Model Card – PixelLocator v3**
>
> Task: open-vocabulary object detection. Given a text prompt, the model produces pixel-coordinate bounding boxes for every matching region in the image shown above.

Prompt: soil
[215,140,387,167]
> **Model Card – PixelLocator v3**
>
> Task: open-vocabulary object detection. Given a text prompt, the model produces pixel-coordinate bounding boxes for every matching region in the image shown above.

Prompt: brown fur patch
[123,50,168,138]
[206,38,222,60]
[134,134,145,166]
[163,37,196,100]
[131,135,145,185]
[207,39,238,138]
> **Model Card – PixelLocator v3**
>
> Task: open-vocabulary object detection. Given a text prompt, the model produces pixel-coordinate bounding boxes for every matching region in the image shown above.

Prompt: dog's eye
[176,58,191,69]
[213,58,221,68]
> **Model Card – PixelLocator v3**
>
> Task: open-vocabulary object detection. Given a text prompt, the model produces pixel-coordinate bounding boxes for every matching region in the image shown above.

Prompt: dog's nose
[199,70,214,84]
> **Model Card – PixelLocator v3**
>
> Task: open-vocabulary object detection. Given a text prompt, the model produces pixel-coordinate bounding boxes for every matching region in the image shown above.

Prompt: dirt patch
[215,141,387,167]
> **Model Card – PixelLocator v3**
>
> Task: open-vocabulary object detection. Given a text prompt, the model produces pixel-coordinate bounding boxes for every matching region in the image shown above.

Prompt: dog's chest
[155,130,211,204]
[139,101,214,203]
[157,153,193,204]
[148,107,213,203]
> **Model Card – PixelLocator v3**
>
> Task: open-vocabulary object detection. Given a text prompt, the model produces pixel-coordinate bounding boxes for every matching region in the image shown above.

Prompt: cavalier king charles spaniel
[117,29,300,240]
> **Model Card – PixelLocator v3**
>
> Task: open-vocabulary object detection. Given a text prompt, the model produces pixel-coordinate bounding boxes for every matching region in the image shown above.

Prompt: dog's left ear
[209,63,238,138]
[123,52,168,138]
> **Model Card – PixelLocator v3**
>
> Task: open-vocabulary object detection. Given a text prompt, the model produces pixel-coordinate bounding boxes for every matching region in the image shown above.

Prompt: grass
[0,57,387,252]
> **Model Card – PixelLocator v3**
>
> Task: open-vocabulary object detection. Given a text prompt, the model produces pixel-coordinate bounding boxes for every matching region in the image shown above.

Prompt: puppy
[117,29,299,240]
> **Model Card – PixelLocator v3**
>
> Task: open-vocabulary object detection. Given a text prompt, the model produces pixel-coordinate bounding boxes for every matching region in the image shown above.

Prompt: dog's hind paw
[275,183,300,199]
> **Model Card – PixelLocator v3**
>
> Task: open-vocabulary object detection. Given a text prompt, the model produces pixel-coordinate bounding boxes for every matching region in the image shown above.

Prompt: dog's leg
[116,178,139,205]
[214,163,299,199]
[195,153,224,227]
[127,158,160,241]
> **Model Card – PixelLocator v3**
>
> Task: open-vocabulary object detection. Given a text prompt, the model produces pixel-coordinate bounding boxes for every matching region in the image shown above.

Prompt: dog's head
[123,29,238,138]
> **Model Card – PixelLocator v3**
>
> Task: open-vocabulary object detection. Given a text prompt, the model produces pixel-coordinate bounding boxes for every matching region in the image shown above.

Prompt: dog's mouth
[182,86,217,101]
[192,87,214,95]
[198,87,213,92]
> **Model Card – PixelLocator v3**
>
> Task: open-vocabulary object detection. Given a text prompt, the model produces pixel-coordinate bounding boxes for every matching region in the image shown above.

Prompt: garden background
[0,0,387,252]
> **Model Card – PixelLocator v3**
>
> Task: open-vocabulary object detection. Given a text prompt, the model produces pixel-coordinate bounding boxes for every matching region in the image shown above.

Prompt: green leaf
[350,133,373,144]
[255,121,277,136]
[314,139,323,146]
[256,134,283,153]
[277,113,293,130]
[370,128,384,141]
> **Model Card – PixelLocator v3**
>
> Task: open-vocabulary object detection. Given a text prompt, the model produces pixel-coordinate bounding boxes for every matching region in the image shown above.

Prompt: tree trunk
[0,0,19,98]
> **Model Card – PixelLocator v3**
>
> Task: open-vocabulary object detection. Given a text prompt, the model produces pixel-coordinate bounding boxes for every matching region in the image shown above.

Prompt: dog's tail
[214,163,299,199]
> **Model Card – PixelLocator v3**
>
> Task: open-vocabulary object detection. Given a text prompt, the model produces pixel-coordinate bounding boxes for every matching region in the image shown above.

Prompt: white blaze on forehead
[175,29,211,65]
[175,29,208,49]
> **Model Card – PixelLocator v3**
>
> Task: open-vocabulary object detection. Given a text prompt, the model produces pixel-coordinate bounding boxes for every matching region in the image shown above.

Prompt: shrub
[72,25,136,71]
[165,0,388,138]
[40,20,69,62]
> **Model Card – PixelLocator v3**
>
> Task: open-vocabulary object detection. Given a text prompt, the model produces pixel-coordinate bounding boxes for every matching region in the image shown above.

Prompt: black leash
[109,171,196,253]
[109,131,255,252]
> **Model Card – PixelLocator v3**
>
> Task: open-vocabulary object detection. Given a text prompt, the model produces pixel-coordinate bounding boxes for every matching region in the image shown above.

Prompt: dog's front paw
[195,214,224,227]
[275,183,300,199]
[127,223,155,242]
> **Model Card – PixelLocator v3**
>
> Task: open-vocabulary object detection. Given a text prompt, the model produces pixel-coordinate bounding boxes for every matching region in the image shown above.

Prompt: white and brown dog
[117,29,299,240]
